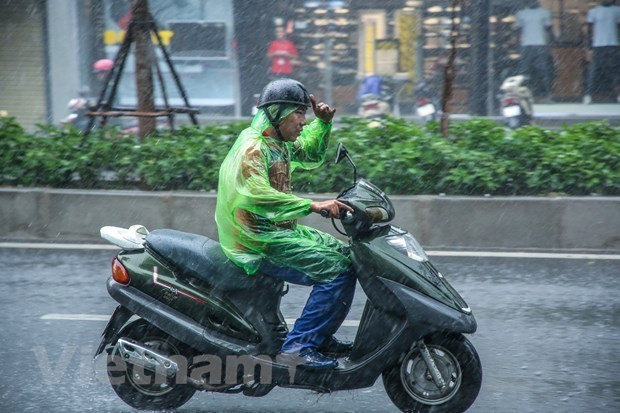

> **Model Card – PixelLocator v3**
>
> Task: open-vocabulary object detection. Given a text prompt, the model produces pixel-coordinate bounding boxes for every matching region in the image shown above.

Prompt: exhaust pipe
[115,338,179,378]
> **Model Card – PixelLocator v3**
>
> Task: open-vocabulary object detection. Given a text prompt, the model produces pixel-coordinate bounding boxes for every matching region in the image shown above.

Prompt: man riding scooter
[97,78,481,410]
[215,79,355,369]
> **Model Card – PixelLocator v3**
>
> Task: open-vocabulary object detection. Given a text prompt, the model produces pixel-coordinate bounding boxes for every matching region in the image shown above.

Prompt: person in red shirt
[268,27,299,78]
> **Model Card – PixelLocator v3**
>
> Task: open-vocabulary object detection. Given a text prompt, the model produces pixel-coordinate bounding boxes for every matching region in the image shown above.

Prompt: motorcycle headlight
[386,233,428,262]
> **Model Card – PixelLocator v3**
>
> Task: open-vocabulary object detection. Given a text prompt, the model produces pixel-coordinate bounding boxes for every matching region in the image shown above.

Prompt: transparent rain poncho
[215,105,351,282]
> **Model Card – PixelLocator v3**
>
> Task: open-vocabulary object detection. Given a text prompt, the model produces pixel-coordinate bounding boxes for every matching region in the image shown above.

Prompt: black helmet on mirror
[257,78,311,109]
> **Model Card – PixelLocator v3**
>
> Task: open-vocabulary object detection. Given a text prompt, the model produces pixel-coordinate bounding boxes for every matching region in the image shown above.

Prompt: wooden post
[133,0,156,139]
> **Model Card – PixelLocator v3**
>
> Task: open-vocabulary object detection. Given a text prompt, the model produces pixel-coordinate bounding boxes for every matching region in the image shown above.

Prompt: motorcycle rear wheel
[107,319,196,410]
[382,333,482,413]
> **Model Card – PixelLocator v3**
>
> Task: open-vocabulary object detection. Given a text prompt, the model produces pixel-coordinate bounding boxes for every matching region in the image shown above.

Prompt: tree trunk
[440,0,463,138]
[133,0,156,139]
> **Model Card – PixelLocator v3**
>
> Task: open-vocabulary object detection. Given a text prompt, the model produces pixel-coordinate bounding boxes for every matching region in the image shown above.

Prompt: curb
[1,188,619,252]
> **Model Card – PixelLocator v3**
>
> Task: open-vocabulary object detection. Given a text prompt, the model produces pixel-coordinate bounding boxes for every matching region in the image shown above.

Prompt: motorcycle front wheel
[107,319,196,410]
[382,333,482,413]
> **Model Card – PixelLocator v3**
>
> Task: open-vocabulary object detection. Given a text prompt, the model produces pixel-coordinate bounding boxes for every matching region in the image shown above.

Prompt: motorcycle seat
[145,229,280,292]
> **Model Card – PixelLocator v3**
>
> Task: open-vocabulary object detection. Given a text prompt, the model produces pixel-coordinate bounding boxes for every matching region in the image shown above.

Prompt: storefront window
[100,0,239,114]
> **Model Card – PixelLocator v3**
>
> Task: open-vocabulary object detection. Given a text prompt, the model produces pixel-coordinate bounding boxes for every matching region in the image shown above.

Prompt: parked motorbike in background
[357,75,392,118]
[498,75,533,129]
[413,77,441,122]
[413,56,448,122]
[62,98,90,130]
[94,143,482,413]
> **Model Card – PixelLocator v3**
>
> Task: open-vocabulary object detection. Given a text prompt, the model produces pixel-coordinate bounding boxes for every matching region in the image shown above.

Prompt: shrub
[0,116,618,195]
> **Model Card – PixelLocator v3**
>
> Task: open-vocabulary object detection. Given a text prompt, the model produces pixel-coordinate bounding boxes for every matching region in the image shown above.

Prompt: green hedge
[1,116,618,195]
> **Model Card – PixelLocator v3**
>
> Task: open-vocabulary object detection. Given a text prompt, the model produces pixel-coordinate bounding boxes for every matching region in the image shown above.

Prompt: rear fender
[93,305,133,359]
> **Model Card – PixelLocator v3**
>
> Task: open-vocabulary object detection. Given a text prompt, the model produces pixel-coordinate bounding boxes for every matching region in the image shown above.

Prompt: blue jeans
[259,260,356,353]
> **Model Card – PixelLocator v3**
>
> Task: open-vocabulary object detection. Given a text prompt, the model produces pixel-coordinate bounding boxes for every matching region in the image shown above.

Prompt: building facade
[0,0,610,130]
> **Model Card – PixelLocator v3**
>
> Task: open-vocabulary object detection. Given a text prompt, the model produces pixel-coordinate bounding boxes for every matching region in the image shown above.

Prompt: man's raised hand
[310,94,336,123]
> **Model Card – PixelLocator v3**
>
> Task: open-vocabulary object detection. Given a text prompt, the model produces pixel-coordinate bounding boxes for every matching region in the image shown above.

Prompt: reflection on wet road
[0,249,618,412]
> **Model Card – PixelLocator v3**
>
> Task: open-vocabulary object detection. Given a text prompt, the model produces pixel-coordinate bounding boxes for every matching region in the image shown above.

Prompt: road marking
[0,242,119,250]
[40,313,361,327]
[3,242,619,260]
[41,313,111,321]
[426,251,620,260]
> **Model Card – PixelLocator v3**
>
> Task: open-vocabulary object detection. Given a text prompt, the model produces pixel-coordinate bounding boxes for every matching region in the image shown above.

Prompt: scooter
[94,143,482,413]
[62,98,90,130]
[499,75,533,129]
[414,76,443,122]
[357,75,392,118]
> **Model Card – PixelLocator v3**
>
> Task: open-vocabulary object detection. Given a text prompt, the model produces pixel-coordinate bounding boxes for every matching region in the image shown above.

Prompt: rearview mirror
[334,143,357,184]
[335,143,349,165]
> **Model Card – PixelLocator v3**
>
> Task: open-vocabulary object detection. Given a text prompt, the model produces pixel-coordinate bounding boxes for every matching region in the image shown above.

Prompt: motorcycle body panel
[117,249,263,343]
[103,239,289,358]
[106,278,254,356]
[352,226,472,315]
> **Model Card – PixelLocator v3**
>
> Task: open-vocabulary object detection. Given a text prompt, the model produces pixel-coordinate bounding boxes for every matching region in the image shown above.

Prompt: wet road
[0,248,618,412]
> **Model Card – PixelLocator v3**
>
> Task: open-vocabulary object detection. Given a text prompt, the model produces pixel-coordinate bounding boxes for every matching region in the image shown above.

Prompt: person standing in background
[267,26,300,80]
[583,0,620,104]
[515,0,555,102]
[92,59,115,99]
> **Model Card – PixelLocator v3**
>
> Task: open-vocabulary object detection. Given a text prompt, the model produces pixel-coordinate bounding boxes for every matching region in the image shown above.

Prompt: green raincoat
[215,105,351,282]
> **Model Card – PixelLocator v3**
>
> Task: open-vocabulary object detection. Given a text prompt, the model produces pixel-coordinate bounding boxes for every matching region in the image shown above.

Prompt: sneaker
[298,348,338,369]
[278,348,338,370]
[583,95,592,104]
[318,336,353,356]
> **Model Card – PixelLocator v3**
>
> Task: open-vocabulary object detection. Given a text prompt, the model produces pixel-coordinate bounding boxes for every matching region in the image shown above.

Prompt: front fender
[379,277,477,334]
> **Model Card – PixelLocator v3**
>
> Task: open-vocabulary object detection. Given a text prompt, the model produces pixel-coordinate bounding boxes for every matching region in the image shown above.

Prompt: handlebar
[320,209,353,220]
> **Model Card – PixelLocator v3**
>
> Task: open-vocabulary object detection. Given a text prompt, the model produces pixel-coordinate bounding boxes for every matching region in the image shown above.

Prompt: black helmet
[257,78,311,109]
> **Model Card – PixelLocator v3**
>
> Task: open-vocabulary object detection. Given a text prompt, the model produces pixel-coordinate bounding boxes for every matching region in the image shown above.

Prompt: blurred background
[0,0,617,130]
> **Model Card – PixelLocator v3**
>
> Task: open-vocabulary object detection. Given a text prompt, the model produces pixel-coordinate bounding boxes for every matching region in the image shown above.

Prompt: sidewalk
[194,103,620,127]
[530,103,620,127]
[533,103,620,118]
[406,102,620,127]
